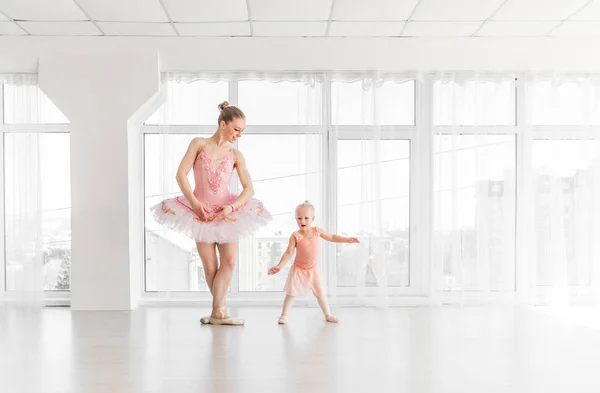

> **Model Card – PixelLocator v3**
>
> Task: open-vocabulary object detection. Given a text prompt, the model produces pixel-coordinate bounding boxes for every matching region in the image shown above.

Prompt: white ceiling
[0,0,598,37]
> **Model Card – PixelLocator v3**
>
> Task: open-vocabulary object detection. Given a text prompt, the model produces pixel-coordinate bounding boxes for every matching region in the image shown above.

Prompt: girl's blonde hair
[295,200,315,214]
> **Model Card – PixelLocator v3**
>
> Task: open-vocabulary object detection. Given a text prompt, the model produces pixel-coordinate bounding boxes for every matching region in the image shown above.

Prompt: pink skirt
[284,264,326,297]
[150,195,271,244]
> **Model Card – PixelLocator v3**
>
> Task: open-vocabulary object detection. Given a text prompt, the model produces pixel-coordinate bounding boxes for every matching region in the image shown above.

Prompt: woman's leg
[196,242,218,324]
[209,242,243,325]
[196,242,218,292]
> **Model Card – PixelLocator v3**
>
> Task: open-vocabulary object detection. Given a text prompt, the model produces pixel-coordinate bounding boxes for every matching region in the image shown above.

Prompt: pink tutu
[151,147,271,244]
[150,194,271,244]
[284,264,326,297]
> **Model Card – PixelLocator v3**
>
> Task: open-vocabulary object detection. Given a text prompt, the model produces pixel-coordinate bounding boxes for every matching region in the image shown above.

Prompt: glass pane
[434,80,516,126]
[337,140,410,287]
[144,134,211,292]
[3,84,69,124]
[5,133,71,291]
[532,80,600,125]
[434,135,516,291]
[331,80,415,125]
[238,80,322,125]
[146,81,228,125]
[532,140,600,286]
[237,134,322,291]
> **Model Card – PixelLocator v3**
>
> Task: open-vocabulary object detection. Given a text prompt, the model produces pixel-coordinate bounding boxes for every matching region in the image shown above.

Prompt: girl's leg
[196,242,218,324]
[315,293,339,323]
[209,242,243,325]
[312,270,338,322]
[278,295,295,324]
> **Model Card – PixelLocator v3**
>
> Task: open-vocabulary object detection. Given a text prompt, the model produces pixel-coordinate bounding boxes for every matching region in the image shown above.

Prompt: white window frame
[0,80,71,305]
[141,80,327,303]
[140,73,600,304]
[331,80,423,298]
[140,76,425,302]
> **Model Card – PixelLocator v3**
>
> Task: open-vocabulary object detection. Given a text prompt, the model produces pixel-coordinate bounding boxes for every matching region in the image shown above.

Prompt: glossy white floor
[1,305,599,393]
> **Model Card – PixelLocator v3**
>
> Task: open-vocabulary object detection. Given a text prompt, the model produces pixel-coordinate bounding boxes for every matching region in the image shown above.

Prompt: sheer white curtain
[518,74,600,306]
[1,74,45,307]
[430,73,518,305]
[144,73,323,296]
[430,72,600,306]
[330,74,416,306]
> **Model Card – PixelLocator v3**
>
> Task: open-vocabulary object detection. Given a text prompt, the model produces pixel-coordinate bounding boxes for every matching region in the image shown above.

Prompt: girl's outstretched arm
[268,234,297,275]
[318,228,359,244]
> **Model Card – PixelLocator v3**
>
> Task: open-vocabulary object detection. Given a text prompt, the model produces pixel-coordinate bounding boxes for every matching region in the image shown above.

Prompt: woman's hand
[209,205,234,222]
[192,201,209,222]
[347,237,360,244]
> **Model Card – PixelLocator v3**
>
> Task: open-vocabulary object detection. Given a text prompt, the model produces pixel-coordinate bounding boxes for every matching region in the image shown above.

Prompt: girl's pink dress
[284,227,326,297]
[150,147,271,244]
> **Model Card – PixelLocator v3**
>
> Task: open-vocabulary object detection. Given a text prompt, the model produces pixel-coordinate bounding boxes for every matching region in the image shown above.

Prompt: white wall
[1,35,599,309]
[0,36,600,73]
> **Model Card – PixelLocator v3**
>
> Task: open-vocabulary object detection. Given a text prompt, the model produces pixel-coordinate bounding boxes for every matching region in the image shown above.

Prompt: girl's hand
[268,265,281,275]
[192,202,209,222]
[210,205,234,222]
[348,237,360,244]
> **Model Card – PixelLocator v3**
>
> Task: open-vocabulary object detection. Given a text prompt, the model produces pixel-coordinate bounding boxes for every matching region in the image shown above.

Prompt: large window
[2,79,71,294]
[433,79,517,292]
[143,78,324,293]
[142,74,600,302]
[331,79,415,290]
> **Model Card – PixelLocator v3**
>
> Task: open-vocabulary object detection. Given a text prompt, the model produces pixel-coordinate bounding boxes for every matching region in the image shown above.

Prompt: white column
[38,50,160,310]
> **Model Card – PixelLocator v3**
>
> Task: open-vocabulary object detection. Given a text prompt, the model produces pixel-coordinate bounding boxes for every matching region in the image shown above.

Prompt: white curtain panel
[431,73,518,305]
[431,72,600,306]
[1,74,45,308]
[329,73,418,307]
[518,74,600,306]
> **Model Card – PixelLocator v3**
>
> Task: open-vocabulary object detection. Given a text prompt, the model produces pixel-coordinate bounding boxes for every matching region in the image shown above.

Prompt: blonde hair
[295,200,315,214]
[217,101,245,125]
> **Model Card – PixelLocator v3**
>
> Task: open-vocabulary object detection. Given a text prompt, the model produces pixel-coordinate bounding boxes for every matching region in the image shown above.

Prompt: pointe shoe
[208,308,244,326]
[203,306,232,322]
[209,316,245,326]
[278,315,287,324]
[213,308,227,319]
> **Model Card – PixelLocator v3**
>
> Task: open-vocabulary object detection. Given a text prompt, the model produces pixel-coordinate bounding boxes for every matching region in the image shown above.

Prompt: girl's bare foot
[325,315,339,323]
[278,314,287,324]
